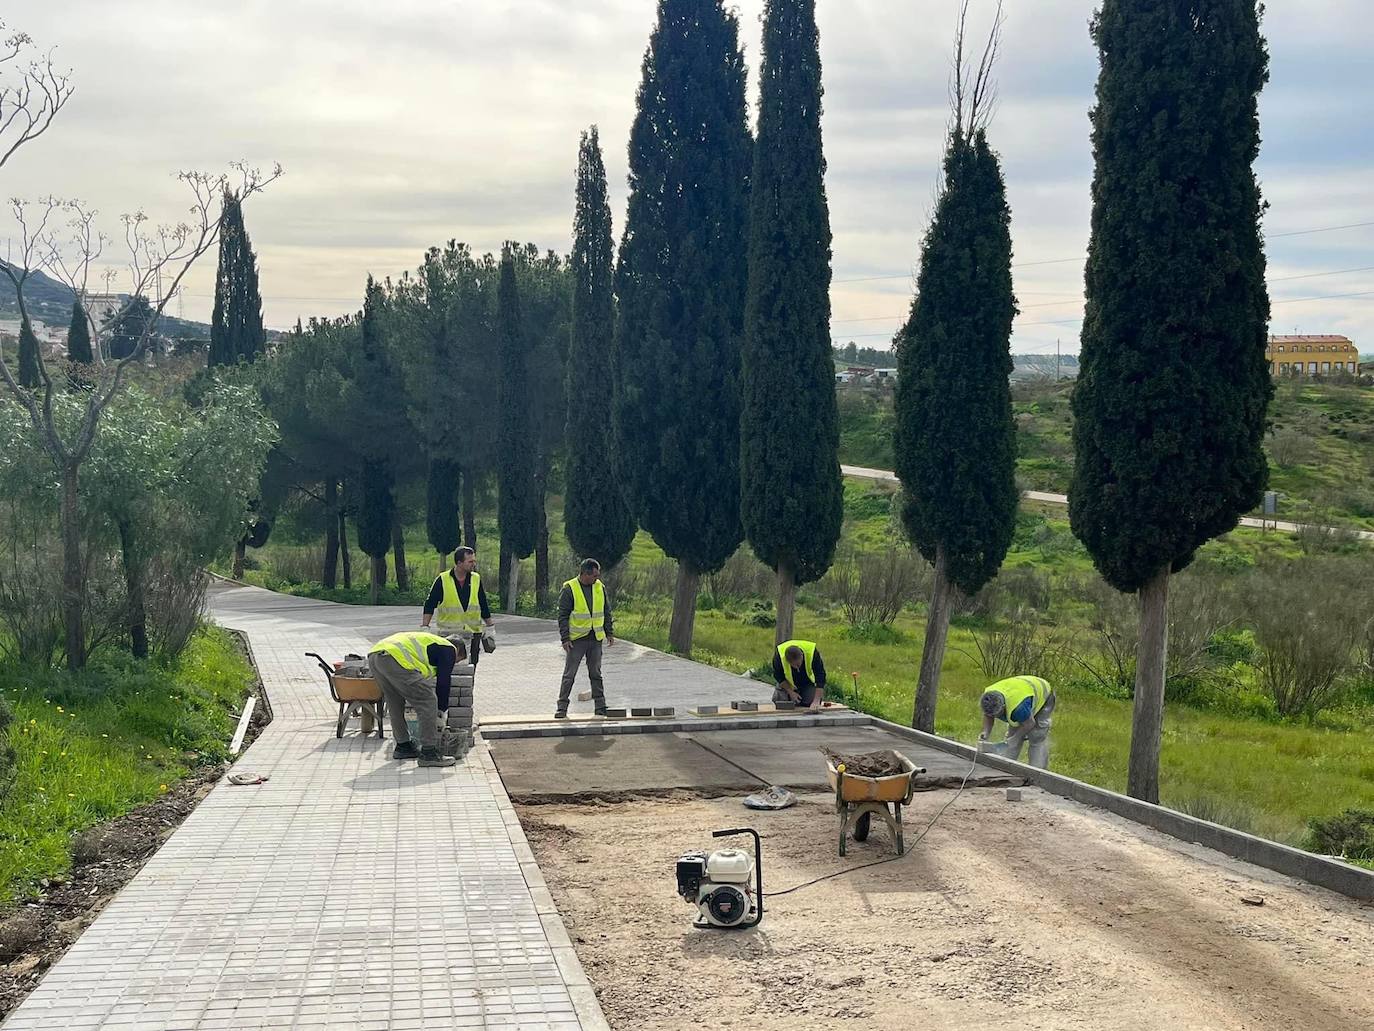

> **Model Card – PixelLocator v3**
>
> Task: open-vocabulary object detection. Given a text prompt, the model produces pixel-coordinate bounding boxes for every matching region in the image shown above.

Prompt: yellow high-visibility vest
[565,578,606,641]
[984,676,1051,723]
[436,571,483,634]
[370,630,454,679]
[776,640,818,688]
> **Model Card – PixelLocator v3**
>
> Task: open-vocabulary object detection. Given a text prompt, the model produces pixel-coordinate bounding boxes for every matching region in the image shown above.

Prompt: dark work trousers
[557,635,605,714]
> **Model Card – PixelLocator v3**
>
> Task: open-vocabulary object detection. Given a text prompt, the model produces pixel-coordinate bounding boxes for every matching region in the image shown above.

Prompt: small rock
[1240,895,1265,907]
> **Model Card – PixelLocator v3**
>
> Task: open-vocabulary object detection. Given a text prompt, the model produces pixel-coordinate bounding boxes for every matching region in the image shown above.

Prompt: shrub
[703,549,774,608]
[1305,809,1374,863]
[964,608,1066,682]
[742,601,776,628]
[840,621,906,645]
[1266,426,1316,468]
[820,546,929,627]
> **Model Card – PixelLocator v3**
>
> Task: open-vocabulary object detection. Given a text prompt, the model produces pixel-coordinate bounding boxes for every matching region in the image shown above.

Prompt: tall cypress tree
[615,0,752,653]
[354,277,397,604]
[895,8,1018,733]
[496,247,538,610]
[209,189,266,368]
[740,0,843,645]
[66,301,93,364]
[426,458,461,568]
[17,317,41,389]
[1071,0,1271,802]
[566,126,637,571]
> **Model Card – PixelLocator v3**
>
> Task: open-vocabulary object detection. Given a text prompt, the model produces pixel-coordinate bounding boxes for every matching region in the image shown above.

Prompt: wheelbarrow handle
[304,652,334,679]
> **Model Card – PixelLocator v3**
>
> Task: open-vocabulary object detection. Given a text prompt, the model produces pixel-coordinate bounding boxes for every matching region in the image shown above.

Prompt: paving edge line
[863,716,1374,903]
[479,713,869,738]
[474,741,612,1031]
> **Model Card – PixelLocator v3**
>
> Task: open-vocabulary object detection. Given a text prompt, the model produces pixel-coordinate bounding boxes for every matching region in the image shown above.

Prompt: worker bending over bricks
[978,675,1055,769]
[773,639,826,713]
[368,630,466,768]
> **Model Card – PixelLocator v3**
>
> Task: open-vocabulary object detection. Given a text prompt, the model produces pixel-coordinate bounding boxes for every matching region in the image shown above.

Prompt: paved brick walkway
[7,582,715,1030]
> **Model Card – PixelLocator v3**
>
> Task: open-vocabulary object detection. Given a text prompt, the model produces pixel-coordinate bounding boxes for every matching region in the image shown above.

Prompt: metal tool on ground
[307,652,385,740]
[675,827,763,929]
[823,748,925,857]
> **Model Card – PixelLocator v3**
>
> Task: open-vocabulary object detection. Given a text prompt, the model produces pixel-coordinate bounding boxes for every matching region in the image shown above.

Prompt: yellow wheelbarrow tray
[306,652,386,740]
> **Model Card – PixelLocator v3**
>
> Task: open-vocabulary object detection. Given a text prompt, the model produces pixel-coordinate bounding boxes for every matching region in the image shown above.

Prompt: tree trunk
[392,521,409,591]
[668,563,701,655]
[1128,568,1171,804]
[117,519,148,660]
[339,510,352,589]
[503,552,521,614]
[231,538,246,580]
[535,492,550,610]
[912,544,953,733]
[60,464,86,671]
[462,467,477,549]
[323,479,339,589]
[369,554,387,606]
[775,561,797,646]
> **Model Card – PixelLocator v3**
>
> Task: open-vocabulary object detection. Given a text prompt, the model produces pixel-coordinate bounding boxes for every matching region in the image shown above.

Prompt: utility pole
[1056,338,1061,382]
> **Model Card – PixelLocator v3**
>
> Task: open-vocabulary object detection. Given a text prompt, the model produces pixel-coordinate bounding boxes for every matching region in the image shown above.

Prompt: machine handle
[712,827,762,927]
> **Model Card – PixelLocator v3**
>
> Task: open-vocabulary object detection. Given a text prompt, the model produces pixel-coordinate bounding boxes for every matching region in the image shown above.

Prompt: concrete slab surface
[490,725,1018,799]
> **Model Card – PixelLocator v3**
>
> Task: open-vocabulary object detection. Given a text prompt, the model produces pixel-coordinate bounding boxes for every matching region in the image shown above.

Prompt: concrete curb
[473,742,612,1031]
[479,712,869,739]
[864,716,1374,903]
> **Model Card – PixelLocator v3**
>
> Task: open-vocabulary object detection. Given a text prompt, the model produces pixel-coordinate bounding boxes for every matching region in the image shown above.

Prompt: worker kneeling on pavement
[773,640,826,713]
[368,630,467,768]
[979,675,1055,769]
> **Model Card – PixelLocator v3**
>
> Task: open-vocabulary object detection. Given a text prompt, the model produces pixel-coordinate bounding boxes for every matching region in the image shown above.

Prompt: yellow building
[1267,335,1358,377]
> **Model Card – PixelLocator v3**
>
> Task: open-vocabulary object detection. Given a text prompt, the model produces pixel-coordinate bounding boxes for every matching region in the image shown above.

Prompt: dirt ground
[518,787,1374,1031]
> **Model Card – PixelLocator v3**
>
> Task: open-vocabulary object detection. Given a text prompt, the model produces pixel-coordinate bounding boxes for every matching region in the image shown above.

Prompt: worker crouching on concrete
[773,640,826,713]
[978,675,1055,769]
[368,630,467,767]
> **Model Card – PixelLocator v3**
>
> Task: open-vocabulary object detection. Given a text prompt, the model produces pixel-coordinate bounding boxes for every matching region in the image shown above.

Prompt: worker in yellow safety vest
[421,546,496,666]
[979,675,1056,769]
[772,640,827,713]
[368,630,467,767]
[554,558,616,718]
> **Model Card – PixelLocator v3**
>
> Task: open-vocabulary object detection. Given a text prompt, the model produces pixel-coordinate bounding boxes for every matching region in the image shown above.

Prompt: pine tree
[895,5,1018,733]
[496,247,539,610]
[566,127,637,571]
[17,317,40,389]
[209,189,266,368]
[615,0,753,653]
[740,0,843,645]
[66,301,93,364]
[1071,0,1271,802]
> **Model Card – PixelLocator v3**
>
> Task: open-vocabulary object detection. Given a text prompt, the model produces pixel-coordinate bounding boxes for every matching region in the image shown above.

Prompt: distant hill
[0,261,212,340]
[1011,353,1080,381]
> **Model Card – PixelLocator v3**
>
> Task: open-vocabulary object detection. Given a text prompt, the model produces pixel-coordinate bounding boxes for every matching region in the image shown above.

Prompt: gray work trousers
[992,693,1056,769]
[371,650,440,750]
[557,635,605,713]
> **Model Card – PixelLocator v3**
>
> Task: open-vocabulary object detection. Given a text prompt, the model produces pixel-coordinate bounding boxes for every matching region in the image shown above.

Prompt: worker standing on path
[421,546,495,665]
[978,675,1056,769]
[555,558,615,718]
[368,630,466,767]
[773,640,827,713]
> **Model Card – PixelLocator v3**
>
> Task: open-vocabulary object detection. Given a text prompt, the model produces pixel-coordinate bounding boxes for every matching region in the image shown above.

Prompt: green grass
[0,628,256,905]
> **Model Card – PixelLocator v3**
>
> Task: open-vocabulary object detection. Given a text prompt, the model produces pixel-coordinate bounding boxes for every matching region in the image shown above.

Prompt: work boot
[553,711,567,719]
[418,746,457,768]
[392,740,420,760]
[594,708,608,717]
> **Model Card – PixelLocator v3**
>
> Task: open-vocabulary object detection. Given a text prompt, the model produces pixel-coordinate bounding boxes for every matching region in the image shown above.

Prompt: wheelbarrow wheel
[853,811,872,842]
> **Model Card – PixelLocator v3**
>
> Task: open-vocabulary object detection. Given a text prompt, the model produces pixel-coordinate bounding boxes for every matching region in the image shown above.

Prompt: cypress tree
[1070,0,1271,802]
[566,127,637,570]
[66,301,93,365]
[895,8,1018,733]
[17,317,41,389]
[209,189,266,368]
[354,277,397,604]
[615,0,752,653]
[496,247,539,610]
[426,458,461,567]
[740,0,843,645]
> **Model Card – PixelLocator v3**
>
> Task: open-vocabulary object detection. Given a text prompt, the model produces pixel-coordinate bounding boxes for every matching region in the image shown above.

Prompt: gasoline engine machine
[675,827,763,930]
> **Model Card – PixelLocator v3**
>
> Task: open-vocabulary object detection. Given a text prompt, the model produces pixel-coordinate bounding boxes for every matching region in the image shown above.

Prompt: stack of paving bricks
[444,660,477,756]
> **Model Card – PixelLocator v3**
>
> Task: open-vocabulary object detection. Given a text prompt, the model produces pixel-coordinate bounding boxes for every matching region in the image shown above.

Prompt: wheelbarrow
[825,751,925,856]
[306,652,385,740]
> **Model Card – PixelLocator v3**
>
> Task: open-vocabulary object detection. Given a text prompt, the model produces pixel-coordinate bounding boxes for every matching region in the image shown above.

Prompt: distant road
[840,464,1374,542]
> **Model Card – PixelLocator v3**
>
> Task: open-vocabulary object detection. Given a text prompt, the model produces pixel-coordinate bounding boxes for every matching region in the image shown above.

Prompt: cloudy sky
[6,1,1371,354]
